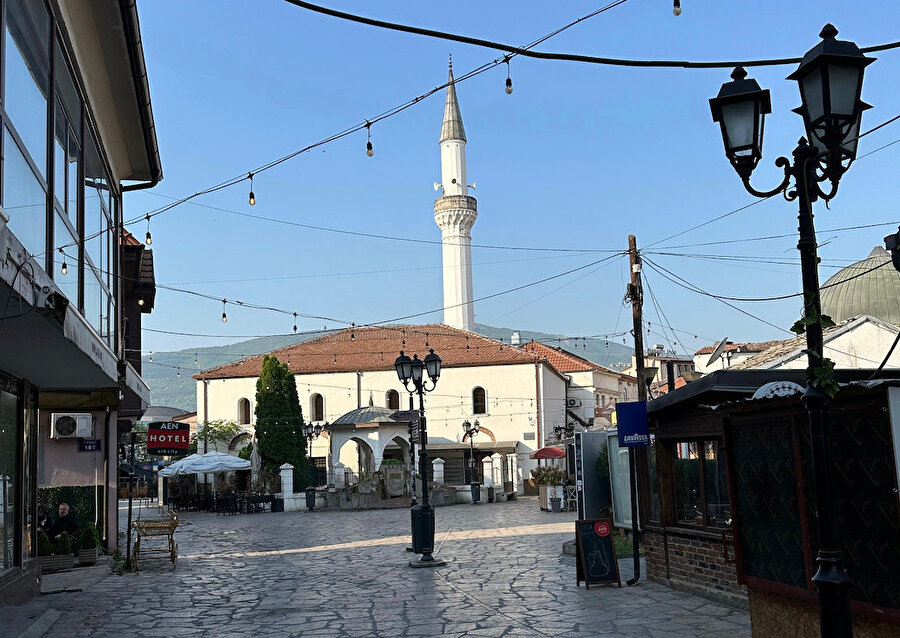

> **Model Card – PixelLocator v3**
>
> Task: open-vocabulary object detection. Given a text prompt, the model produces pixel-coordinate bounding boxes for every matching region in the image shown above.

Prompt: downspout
[102,408,111,547]
[357,371,362,408]
[118,0,162,192]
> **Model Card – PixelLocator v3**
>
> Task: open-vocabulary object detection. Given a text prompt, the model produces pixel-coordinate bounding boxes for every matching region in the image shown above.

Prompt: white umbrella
[184,451,250,474]
[158,453,201,477]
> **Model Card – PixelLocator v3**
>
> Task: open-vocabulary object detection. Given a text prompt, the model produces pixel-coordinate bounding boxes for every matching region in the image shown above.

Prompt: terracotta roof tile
[520,341,618,374]
[694,340,781,356]
[194,323,546,380]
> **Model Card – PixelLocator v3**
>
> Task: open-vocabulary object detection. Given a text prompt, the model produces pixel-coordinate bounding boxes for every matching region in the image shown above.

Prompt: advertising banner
[147,421,190,456]
[616,401,650,447]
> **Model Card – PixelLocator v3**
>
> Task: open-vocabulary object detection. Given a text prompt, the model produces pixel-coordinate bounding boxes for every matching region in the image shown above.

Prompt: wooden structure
[131,513,178,570]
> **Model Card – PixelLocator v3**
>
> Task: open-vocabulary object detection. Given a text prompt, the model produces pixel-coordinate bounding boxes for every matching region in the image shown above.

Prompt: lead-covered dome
[820,247,900,324]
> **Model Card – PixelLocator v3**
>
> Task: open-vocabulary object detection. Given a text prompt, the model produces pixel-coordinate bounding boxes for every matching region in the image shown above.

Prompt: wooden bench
[132,513,178,570]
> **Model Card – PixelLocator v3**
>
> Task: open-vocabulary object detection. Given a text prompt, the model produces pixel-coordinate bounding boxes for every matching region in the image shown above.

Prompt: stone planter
[35,554,74,573]
[78,548,98,566]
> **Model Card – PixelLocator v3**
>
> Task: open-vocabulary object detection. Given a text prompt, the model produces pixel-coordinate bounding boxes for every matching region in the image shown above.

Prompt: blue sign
[78,439,102,452]
[616,401,650,447]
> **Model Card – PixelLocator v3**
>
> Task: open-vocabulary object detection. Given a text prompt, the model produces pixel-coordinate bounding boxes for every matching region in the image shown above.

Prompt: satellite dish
[433,182,441,192]
[706,337,729,368]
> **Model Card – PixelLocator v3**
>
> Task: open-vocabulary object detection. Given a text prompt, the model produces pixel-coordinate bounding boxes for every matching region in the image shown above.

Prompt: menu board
[575,519,621,589]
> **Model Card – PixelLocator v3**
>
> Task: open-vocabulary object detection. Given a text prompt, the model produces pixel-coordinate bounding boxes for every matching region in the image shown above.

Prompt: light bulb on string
[248,172,256,205]
[293,313,298,333]
[194,354,198,366]
[505,58,513,94]
[58,248,67,275]
[365,121,374,157]
[145,214,152,245]
[673,0,682,15]
[149,351,153,362]
[222,299,228,323]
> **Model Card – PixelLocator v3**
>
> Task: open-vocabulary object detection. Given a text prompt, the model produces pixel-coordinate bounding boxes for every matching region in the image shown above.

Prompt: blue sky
[130,0,900,359]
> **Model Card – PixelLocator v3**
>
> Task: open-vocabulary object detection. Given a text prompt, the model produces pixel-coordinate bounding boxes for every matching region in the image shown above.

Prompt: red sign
[594,521,611,537]
[147,421,190,456]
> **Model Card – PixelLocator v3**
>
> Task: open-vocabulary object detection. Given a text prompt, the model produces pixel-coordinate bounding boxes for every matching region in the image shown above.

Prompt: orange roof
[521,341,618,375]
[694,340,780,356]
[122,229,143,247]
[194,324,548,380]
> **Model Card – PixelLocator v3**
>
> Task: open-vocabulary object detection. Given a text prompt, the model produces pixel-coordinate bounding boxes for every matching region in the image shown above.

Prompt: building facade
[0,0,160,603]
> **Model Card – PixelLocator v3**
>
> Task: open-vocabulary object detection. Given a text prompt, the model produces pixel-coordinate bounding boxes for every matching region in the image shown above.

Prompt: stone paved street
[8,497,749,637]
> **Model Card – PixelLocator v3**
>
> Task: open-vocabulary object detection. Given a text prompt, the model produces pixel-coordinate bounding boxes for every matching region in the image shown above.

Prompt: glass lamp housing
[710,67,772,180]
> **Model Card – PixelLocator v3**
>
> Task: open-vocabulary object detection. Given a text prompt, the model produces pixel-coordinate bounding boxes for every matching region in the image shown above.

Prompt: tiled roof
[122,229,143,247]
[195,324,546,380]
[694,340,780,356]
[521,341,618,375]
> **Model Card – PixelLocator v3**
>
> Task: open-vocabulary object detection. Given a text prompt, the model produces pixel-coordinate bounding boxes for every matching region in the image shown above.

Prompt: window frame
[385,389,400,411]
[311,393,324,422]
[472,386,487,415]
[665,436,732,532]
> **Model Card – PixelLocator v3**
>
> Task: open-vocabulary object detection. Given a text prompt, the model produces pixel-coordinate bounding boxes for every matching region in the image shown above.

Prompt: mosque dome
[820,247,900,324]
[331,404,397,426]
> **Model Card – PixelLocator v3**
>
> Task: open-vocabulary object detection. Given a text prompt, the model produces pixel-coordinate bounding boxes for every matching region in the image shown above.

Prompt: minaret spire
[435,56,477,331]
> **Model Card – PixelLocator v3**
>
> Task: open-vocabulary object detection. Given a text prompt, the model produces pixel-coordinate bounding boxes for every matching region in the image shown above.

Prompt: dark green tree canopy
[254,355,309,490]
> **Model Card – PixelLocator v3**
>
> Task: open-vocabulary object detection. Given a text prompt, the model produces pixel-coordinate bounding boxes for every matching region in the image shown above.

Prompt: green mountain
[142,325,634,412]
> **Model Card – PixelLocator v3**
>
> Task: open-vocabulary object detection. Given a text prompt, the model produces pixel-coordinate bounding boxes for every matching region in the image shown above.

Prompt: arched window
[386,390,400,410]
[472,387,486,415]
[311,393,324,421]
[238,398,251,425]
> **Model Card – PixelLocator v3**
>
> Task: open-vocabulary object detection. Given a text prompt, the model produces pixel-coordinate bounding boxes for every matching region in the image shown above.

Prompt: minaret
[434,58,477,331]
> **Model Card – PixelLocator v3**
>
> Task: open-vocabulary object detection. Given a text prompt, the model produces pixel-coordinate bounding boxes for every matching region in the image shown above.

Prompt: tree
[191,419,242,453]
[254,355,309,491]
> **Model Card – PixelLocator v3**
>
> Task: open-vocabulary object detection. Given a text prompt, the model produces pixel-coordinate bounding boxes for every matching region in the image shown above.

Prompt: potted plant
[78,523,100,566]
[35,531,75,572]
[531,466,565,511]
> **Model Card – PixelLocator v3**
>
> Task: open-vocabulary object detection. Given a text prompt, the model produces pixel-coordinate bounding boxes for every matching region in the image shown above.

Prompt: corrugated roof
[194,324,546,380]
[820,247,900,324]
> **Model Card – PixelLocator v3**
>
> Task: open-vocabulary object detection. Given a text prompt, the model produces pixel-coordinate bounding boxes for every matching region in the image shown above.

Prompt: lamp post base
[409,557,447,568]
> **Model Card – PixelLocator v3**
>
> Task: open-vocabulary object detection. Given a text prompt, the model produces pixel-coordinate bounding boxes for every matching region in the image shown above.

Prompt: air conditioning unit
[566,398,582,408]
[50,413,93,439]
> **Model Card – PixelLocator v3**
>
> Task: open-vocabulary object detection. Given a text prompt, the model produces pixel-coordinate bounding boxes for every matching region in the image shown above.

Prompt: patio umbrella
[529,446,567,460]
[158,453,201,477]
[184,451,250,473]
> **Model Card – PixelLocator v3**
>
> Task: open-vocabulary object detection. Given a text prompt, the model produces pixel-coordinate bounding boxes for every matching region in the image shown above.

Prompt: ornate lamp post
[301,422,324,510]
[394,349,444,567]
[709,25,873,638]
[462,419,480,503]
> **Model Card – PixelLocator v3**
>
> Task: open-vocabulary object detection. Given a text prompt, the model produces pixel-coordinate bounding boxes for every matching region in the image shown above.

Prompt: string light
[194,354,199,366]
[293,312,298,333]
[149,352,153,362]
[673,0,682,16]
[365,121,374,157]
[248,172,256,205]
[504,57,513,94]
[58,248,67,275]
[222,299,228,323]
[144,214,152,245]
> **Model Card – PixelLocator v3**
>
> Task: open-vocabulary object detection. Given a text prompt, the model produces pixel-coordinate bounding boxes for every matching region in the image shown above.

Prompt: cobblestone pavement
[8,497,749,637]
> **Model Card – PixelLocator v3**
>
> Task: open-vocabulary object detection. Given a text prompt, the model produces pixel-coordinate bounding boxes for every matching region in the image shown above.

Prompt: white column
[432,458,445,485]
[279,463,294,498]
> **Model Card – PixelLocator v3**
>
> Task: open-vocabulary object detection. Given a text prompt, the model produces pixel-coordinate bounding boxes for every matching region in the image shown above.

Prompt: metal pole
[626,234,648,586]
[409,393,417,506]
[125,432,136,571]
[416,386,437,563]
[792,141,852,637]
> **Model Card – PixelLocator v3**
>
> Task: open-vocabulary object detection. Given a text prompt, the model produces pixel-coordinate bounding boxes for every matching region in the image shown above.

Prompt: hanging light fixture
[365,121,374,157]
[145,214,152,245]
[248,172,256,205]
[293,312,298,333]
[58,248,67,275]
[673,0,682,16]
[505,58,513,94]
[222,299,228,323]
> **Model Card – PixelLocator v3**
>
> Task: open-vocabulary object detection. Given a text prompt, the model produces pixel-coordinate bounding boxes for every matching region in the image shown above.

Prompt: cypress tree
[254,355,309,491]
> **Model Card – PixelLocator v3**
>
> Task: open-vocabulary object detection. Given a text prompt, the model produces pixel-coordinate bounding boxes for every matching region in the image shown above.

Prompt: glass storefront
[0,373,36,574]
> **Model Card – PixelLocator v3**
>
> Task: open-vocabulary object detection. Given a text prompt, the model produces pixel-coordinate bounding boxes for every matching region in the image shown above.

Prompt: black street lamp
[395,349,444,567]
[301,422,324,510]
[709,24,873,638]
[462,419,480,503]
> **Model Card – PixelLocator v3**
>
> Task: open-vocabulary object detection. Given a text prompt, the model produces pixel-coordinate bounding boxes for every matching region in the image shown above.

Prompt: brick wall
[644,528,747,608]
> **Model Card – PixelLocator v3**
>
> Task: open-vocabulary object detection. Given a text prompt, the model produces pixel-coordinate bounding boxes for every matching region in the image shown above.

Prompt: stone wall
[644,527,747,608]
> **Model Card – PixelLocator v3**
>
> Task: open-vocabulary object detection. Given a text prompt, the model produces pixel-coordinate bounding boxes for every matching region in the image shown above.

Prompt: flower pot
[35,554,74,573]
[78,548,98,566]
[549,497,562,513]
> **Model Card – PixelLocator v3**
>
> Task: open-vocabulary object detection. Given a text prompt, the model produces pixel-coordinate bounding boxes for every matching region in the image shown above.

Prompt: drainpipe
[102,408,111,546]
[357,371,362,408]
[118,0,162,192]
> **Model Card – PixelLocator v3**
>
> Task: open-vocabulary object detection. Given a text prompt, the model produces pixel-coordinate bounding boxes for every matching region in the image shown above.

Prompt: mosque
[194,62,637,496]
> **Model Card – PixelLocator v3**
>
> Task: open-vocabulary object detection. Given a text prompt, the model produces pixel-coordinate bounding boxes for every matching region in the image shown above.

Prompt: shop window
[311,393,324,422]
[3,127,46,261]
[673,440,731,529]
[472,387,486,415]
[648,436,660,523]
[385,390,399,410]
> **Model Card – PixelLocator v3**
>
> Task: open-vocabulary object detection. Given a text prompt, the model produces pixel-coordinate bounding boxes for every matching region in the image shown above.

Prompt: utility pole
[626,234,650,585]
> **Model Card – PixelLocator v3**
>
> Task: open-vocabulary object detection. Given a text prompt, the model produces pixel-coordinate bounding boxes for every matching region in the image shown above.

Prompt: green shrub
[79,524,99,550]
[55,531,72,555]
[37,532,52,557]
[112,546,123,562]
[380,459,403,466]
[530,465,565,486]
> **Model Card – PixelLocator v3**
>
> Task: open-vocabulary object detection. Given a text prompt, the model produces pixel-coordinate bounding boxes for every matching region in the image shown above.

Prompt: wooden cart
[131,513,178,570]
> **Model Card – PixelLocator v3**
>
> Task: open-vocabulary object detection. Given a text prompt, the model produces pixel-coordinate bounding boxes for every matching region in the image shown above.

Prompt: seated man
[47,503,78,540]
